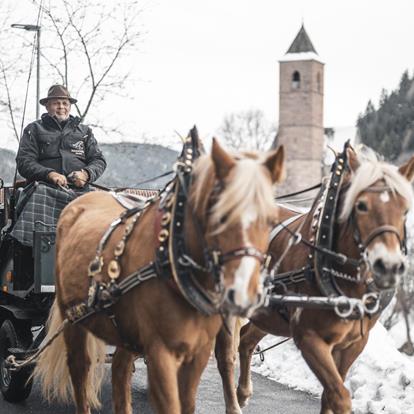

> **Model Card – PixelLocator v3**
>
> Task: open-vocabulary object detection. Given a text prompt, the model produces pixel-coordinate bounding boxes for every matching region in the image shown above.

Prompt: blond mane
[339,151,413,221]
[191,152,277,234]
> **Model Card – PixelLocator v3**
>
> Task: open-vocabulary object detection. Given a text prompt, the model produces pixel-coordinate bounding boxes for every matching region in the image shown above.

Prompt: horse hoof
[226,408,242,414]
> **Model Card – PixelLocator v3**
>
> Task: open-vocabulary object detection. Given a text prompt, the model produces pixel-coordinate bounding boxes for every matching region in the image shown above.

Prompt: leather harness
[267,142,404,319]
[65,127,267,348]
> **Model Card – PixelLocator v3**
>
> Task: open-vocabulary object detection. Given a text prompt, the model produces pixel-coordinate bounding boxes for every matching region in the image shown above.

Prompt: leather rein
[266,143,405,318]
[65,128,267,335]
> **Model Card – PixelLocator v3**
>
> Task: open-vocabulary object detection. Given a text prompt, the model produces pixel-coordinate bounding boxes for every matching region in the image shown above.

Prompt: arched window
[292,71,300,89]
[317,72,321,92]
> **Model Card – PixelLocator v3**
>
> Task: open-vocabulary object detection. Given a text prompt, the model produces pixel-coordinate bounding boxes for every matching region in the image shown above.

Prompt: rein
[265,142,404,319]
[65,126,268,335]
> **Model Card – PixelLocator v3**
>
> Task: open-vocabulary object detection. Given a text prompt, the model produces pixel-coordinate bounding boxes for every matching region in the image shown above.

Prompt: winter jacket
[16,113,106,183]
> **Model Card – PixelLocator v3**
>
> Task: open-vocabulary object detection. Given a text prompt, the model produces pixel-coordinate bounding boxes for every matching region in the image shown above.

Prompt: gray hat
[39,84,77,106]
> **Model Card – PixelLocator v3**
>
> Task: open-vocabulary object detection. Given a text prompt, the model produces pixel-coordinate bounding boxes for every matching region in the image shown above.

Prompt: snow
[279,51,324,63]
[252,323,414,413]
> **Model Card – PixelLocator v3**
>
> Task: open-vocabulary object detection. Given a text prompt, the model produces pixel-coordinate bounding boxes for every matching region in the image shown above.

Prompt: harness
[266,142,404,319]
[65,127,266,345]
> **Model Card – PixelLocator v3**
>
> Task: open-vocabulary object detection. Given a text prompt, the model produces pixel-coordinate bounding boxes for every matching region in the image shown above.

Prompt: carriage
[0,177,158,402]
[1,135,412,413]
[0,178,55,401]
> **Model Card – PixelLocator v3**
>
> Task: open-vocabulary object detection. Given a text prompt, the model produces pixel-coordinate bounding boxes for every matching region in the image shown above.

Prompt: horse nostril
[226,288,235,304]
[373,258,386,275]
[397,261,406,275]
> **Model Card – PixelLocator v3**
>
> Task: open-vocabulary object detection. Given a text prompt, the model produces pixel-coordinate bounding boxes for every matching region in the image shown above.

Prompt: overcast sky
[3,0,414,148]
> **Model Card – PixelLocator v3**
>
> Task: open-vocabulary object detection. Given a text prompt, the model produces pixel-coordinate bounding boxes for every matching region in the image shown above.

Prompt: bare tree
[0,5,29,144]
[0,0,144,142]
[217,109,277,151]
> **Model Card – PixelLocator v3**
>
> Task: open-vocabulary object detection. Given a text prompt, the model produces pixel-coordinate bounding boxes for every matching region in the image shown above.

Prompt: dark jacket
[16,113,106,183]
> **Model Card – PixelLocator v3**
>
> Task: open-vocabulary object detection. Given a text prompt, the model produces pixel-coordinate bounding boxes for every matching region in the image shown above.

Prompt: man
[11,85,106,247]
[16,84,106,188]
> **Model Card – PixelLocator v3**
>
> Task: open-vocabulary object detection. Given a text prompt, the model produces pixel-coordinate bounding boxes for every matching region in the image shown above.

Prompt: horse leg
[236,322,267,408]
[64,325,92,414]
[146,343,181,414]
[295,330,352,414]
[112,347,135,414]
[321,335,369,414]
[214,318,241,414]
[178,342,212,414]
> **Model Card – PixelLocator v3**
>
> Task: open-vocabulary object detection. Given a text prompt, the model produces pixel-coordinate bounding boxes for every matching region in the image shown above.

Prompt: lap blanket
[11,182,85,247]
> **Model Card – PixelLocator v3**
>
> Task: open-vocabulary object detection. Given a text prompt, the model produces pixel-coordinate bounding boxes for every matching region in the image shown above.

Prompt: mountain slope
[0,142,178,189]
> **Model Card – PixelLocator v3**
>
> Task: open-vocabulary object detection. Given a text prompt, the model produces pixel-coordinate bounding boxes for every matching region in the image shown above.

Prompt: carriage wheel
[0,319,33,402]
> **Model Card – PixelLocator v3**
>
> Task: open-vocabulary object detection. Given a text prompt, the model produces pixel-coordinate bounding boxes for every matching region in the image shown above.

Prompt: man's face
[46,98,71,121]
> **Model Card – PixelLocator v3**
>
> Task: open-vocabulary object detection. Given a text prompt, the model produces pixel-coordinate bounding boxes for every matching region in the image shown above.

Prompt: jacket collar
[41,113,81,131]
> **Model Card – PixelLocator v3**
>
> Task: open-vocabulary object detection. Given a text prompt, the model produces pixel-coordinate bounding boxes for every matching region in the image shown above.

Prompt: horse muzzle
[221,285,267,317]
[371,255,407,289]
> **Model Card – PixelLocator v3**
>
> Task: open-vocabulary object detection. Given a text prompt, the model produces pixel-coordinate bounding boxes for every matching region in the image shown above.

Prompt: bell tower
[276,25,324,196]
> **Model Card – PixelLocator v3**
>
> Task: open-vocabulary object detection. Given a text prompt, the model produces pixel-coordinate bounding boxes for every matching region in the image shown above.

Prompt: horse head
[339,147,414,290]
[189,139,284,316]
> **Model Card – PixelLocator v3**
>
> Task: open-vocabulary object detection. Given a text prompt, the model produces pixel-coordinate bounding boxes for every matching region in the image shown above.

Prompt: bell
[161,212,172,226]
[165,193,175,208]
[108,260,121,279]
[158,229,169,243]
[114,240,126,256]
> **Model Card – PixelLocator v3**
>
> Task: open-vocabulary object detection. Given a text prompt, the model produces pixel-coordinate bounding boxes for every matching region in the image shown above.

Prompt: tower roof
[280,24,323,63]
[286,25,317,54]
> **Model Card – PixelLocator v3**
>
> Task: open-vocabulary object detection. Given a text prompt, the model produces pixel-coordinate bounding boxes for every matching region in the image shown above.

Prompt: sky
[2,0,414,149]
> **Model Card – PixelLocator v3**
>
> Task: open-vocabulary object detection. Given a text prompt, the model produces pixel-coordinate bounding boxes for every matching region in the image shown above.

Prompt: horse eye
[220,214,228,224]
[356,200,368,213]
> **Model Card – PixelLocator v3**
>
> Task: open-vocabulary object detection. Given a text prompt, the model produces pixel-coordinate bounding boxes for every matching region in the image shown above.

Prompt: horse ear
[211,138,235,180]
[346,147,360,172]
[399,155,414,182]
[264,145,285,184]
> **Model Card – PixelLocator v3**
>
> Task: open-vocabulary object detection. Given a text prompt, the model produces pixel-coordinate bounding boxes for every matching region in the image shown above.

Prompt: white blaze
[380,191,390,203]
[231,207,260,307]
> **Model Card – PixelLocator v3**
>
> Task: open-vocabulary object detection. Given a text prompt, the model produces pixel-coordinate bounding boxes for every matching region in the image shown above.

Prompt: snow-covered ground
[252,322,414,413]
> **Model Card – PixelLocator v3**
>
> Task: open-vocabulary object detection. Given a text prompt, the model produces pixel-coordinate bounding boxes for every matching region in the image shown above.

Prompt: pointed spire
[286,24,318,55]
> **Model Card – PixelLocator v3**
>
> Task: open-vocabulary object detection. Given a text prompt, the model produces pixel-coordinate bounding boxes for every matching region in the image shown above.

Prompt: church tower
[276,25,324,196]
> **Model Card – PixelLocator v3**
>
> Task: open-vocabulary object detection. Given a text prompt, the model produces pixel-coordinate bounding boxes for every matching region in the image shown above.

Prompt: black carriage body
[0,183,56,402]
[0,185,55,325]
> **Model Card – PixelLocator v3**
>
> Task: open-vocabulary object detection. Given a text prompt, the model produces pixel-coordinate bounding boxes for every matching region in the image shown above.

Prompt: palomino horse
[33,133,285,414]
[216,147,414,414]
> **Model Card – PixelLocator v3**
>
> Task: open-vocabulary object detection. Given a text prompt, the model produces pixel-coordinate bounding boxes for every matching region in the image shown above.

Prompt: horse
[215,146,414,414]
[32,133,285,414]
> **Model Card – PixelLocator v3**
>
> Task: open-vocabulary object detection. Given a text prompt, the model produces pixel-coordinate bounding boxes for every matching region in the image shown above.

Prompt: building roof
[286,25,317,54]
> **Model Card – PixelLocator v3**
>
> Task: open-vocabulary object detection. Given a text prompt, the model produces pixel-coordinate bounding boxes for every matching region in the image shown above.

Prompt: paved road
[1,359,320,413]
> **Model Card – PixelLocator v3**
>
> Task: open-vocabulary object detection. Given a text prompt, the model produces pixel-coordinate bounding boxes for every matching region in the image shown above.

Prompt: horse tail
[33,300,107,409]
[33,300,70,403]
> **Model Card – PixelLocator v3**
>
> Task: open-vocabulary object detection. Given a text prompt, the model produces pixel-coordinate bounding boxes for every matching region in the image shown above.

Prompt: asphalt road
[1,358,320,413]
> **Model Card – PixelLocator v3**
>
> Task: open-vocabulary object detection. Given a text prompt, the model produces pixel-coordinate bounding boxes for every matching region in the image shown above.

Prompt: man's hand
[68,169,89,188]
[47,171,68,187]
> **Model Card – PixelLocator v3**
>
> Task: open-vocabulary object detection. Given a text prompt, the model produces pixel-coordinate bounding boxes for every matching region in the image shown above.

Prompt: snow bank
[252,323,414,413]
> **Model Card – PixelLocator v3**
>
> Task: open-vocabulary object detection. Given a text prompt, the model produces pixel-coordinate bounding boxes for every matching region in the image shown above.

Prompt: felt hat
[39,84,77,105]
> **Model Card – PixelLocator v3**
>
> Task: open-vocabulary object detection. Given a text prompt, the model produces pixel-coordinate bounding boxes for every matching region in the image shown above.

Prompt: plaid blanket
[11,182,84,247]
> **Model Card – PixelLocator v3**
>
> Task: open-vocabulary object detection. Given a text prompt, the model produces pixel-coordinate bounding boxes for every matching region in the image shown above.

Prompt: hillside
[0,142,178,189]
[357,70,414,160]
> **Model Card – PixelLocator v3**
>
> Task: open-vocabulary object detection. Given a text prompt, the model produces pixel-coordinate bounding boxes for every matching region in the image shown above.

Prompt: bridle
[156,129,268,316]
[265,143,407,318]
